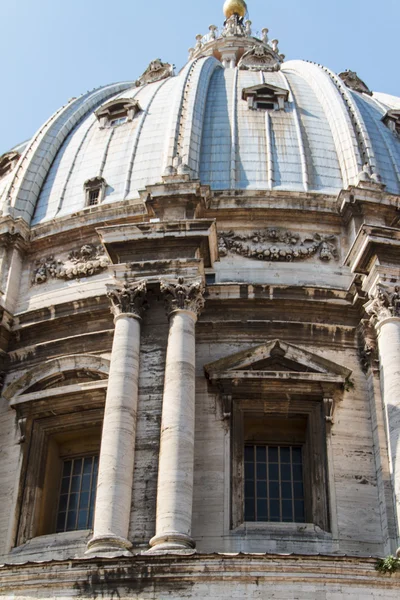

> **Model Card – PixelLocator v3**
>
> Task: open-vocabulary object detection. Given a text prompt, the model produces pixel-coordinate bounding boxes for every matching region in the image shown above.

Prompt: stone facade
[0,1,400,598]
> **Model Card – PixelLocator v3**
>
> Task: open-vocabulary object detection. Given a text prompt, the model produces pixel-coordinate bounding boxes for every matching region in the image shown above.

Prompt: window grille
[88,189,100,206]
[244,444,305,523]
[56,455,98,532]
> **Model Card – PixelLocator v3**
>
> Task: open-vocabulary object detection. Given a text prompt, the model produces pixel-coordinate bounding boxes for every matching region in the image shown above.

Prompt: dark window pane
[244,446,254,461]
[83,457,93,474]
[245,499,255,521]
[73,459,83,476]
[268,463,279,480]
[280,464,291,481]
[268,447,278,462]
[293,482,304,498]
[280,447,291,463]
[256,446,266,462]
[295,500,305,522]
[56,512,66,532]
[62,461,72,477]
[79,492,89,510]
[70,476,81,493]
[60,478,70,494]
[269,499,280,520]
[292,447,302,463]
[281,482,292,499]
[245,462,254,479]
[77,510,88,530]
[257,499,267,520]
[269,481,279,498]
[56,454,98,533]
[81,474,91,493]
[58,494,68,512]
[245,480,255,498]
[256,463,267,480]
[293,464,303,481]
[282,500,293,521]
[68,493,79,511]
[257,481,267,498]
[66,511,77,531]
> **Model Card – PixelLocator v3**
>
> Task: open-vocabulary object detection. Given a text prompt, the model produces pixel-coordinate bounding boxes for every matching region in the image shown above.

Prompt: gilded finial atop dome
[223,0,247,19]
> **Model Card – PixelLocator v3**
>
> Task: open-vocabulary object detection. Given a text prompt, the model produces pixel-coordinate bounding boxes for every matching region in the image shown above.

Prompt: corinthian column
[149,277,205,552]
[366,285,400,552]
[87,280,147,556]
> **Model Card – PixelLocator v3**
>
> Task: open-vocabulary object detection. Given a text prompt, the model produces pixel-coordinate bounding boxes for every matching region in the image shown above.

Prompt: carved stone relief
[160,277,205,316]
[358,318,379,373]
[238,44,282,71]
[365,285,400,325]
[107,280,148,318]
[135,59,174,87]
[339,70,372,96]
[32,244,109,285]
[218,229,339,262]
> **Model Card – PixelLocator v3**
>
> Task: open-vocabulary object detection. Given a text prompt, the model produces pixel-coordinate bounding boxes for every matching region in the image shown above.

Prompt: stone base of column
[147,532,196,554]
[86,534,133,557]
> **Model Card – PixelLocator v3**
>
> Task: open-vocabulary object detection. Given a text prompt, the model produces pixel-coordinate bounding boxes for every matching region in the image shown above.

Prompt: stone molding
[365,285,400,326]
[160,277,205,317]
[32,244,110,285]
[218,229,338,262]
[107,280,148,319]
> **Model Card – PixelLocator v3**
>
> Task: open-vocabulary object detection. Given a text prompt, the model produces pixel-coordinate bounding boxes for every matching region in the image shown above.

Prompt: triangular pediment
[204,340,351,382]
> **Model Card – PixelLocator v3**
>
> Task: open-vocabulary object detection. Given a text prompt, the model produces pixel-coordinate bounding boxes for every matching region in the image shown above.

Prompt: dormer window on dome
[242,84,288,111]
[383,110,400,136]
[95,98,141,129]
[83,177,107,207]
[0,151,20,180]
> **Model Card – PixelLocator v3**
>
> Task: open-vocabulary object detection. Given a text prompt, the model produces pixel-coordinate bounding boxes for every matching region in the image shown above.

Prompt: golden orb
[223,0,248,19]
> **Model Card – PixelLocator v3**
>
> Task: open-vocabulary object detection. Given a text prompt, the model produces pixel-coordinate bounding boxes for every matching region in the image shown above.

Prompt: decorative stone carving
[238,44,282,71]
[365,285,400,325]
[222,14,246,38]
[107,280,148,318]
[0,151,20,180]
[358,318,378,373]
[218,229,339,262]
[339,70,372,96]
[135,59,174,87]
[160,277,205,316]
[32,244,109,285]
[356,163,383,188]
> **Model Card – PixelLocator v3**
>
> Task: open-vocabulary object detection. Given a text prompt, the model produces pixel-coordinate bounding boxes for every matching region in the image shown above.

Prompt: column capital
[160,277,205,318]
[107,280,148,320]
[364,284,400,328]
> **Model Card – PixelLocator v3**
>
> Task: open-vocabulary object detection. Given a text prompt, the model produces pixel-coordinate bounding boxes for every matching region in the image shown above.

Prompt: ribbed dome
[1,23,399,226]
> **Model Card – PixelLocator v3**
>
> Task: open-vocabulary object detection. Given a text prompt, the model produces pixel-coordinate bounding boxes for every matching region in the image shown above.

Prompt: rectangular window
[110,116,127,126]
[56,455,98,533]
[244,444,305,523]
[88,189,100,206]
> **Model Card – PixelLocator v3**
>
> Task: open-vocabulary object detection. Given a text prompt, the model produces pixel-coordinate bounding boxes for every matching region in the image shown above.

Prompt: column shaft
[87,311,141,555]
[150,310,197,551]
[377,317,400,547]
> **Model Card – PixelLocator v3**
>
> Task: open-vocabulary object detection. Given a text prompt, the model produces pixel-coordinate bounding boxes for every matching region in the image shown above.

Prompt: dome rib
[321,65,379,179]
[278,70,309,192]
[230,67,239,188]
[124,79,169,198]
[4,82,133,224]
[282,61,361,189]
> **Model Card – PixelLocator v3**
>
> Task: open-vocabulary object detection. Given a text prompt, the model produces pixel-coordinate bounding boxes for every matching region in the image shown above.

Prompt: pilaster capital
[107,280,148,320]
[160,277,205,318]
[364,284,400,328]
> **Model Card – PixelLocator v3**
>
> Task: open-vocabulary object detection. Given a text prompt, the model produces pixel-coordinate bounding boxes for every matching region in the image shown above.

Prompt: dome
[1,12,399,226]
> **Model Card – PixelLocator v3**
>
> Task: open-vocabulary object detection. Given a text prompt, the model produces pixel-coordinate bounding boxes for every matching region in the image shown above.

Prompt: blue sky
[1,0,399,155]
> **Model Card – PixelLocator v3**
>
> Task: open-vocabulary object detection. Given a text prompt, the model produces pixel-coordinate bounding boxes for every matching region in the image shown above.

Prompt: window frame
[83,176,107,207]
[231,398,330,532]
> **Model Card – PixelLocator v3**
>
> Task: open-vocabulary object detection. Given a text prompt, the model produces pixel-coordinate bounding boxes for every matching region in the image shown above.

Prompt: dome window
[95,98,141,129]
[383,109,400,136]
[242,84,288,111]
[83,176,107,207]
[0,151,20,180]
